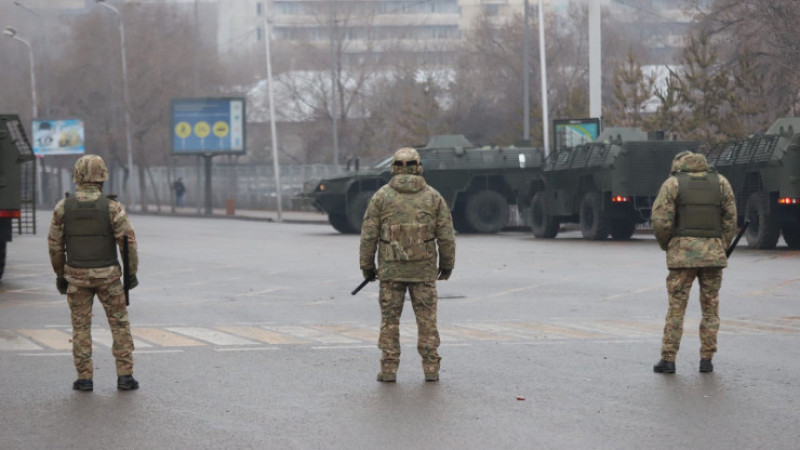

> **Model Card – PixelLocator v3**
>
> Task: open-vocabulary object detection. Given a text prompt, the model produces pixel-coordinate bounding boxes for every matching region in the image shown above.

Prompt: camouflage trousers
[67,279,134,379]
[378,280,441,374]
[660,268,722,362]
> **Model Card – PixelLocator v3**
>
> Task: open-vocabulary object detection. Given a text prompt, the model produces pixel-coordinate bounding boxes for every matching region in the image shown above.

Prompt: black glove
[438,268,452,281]
[56,277,68,295]
[126,275,139,290]
[362,268,376,280]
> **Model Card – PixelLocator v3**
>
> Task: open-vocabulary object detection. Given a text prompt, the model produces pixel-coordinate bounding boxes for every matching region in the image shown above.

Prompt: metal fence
[40,163,342,212]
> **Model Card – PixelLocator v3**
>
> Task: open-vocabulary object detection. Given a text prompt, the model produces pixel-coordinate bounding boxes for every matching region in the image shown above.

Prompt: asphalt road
[1,214,798,450]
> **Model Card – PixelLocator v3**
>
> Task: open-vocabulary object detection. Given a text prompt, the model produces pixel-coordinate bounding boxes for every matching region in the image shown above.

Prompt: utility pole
[537,0,550,155]
[523,0,531,141]
[328,0,340,169]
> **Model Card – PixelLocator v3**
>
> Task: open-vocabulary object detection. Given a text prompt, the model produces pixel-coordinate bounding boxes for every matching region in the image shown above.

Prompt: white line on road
[165,327,259,346]
[19,352,72,356]
[214,347,280,352]
[135,349,184,354]
[311,345,375,350]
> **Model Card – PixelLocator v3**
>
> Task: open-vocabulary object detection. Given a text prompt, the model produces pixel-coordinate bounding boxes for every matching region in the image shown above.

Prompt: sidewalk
[127,205,330,225]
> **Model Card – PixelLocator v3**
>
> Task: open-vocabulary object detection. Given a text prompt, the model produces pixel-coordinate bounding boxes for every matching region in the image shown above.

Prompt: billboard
[171,98,245,155]
[553,118,601,152]
[32,119,85,156]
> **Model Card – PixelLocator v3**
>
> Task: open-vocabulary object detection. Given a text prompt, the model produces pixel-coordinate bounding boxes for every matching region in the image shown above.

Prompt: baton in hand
[351,277,376,295]
[726,220,750,258]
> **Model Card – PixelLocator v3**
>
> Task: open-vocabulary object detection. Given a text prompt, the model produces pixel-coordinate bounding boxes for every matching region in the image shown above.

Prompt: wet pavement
[1,214,798,449]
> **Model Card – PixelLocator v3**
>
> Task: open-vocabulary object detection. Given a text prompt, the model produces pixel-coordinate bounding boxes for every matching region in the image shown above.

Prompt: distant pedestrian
[173,177,186,208]
[651,151,736,374]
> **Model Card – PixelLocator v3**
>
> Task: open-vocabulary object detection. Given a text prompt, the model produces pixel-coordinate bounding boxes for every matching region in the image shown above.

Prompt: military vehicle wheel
[0,241,5,280]
[530,192,559,238]
[579,192,609,240]
[744,191,780,249]
[329,213,357,234]
[610,218,636,240]
[781,223,800,249]
[346,190,375,233]
[464,190,509,233]
[452,205,474,233]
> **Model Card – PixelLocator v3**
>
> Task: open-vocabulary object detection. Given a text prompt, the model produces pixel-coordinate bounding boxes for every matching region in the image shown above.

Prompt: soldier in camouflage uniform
[360,147,456,382]
[651,151,736,374]
[48,155,140,391]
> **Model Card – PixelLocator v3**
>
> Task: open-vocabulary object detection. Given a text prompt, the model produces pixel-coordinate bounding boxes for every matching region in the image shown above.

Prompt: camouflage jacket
[652,153,736,268]
[48,184,138,286]
[359,174,456,282]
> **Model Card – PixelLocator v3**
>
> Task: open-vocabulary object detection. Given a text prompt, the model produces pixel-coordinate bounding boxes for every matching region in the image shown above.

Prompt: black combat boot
[653,359,676,374]
[117,375,139,390]
[72,379,93,391]
[699,359,714,373]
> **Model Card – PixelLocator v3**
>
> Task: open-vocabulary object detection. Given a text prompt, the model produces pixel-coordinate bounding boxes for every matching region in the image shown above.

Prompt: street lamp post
[263,14,283,222]
[12,1,50,117]
[4,27,38,119]
[96,0,135,206]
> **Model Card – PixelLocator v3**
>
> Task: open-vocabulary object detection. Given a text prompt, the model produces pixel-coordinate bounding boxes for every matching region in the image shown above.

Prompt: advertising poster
[553,118,601,151]
[171,98,245,154]
[32,119,86,156]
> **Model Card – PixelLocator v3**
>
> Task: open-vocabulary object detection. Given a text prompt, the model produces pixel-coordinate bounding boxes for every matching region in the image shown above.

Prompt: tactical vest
[64,195,118,268]
[674,172,722,238]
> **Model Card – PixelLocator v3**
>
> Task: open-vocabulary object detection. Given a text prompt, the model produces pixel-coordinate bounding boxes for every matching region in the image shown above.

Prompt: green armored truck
[528,128,698,240]
[310,135,544,234]
[0,115,36,280]
[705,117,800,249]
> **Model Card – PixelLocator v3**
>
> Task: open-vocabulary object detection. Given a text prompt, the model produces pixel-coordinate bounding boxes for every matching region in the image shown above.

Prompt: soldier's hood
[674,153,710,173]
[388,174,427,193]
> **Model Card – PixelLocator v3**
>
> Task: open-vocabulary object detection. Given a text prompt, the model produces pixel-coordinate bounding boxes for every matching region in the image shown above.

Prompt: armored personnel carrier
[704,117,800,249]
[310,135,544,234]
[0,115,36,280]
[528,128,698,240]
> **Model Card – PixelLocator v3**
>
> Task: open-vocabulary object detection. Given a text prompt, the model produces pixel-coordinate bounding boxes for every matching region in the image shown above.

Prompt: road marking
[19,352,72,356]
[602,285,661,301]
[564,321,652,338]
[267,325,362,344]
[312,345,374,350]
[16,329,73,350]
[456,322,551,340]
[748,278,800,296]
[165,327,259,346]
[0,330,42,351]
[132,328,205,347]
[312,325,378,343]
[215,326,308,345]
[514,322,613,339]
[90,328,153,348]
[135,349,184,354]
[439,325,513,341]
[214,347,279,352]
[722,319,800,334]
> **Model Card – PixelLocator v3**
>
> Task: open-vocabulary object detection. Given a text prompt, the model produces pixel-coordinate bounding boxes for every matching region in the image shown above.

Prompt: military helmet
[670,150,693,175]
[391,147,423,175]
[73,154,109,184]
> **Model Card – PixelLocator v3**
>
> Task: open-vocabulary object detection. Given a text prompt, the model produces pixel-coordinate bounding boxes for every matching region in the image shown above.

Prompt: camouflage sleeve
[651,177,678,251]
[434,193,456,270]
[719,175,737,246]
[111,200,138,276]
[47,200,66,277]
[359,192,381,270]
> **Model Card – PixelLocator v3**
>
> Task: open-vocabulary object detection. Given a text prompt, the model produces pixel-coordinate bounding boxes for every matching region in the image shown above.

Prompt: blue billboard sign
[32,119,85,156]
[171,98,245,154]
